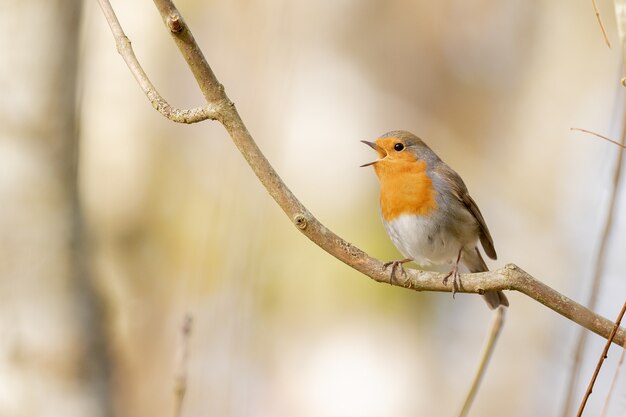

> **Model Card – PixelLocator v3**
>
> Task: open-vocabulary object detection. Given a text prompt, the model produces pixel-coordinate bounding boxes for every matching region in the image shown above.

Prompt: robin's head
[361,131,438,168]
[361,131,440,217]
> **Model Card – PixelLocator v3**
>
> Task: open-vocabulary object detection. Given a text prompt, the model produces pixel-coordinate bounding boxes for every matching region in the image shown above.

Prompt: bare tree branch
[599,337,626,417]
[576,301,626,417]
[96,0,626,348]
[564,124,626,413]
[561,3,626,413]
[97,0,218,123]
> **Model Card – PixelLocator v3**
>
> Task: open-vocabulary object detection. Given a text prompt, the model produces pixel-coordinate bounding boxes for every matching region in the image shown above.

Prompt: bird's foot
[442,263,462,298]
[383,258,412,286]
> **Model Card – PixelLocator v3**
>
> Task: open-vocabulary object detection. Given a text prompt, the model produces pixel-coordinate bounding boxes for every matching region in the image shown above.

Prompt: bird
[361,130,508,309]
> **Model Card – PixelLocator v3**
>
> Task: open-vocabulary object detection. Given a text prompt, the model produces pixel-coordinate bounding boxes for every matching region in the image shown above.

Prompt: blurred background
[1,0,625,416]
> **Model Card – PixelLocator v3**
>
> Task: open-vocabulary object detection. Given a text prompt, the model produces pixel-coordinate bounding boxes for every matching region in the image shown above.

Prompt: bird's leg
[382,258,412,286]
[442,249,463,298]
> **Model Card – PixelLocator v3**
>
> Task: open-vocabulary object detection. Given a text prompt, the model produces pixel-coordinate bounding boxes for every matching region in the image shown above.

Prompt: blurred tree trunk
[0,1,112,416]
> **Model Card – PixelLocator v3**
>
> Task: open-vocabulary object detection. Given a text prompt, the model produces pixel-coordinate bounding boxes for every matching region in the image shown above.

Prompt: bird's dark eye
[394,143,405,152]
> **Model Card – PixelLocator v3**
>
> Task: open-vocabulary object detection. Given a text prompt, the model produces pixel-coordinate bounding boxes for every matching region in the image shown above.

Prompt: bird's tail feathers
[463,248,509,309]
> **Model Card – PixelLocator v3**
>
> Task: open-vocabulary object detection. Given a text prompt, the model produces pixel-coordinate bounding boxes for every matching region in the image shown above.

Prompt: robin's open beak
[360,140,384,167]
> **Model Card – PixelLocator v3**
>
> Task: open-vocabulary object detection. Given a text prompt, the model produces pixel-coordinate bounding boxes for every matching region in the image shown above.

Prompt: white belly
[383,214,463,266]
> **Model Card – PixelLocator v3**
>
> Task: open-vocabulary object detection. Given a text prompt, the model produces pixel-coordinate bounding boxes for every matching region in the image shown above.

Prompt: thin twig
[576,301,626,417]
[96,0,218,123]
[562,121,626,417]
[173,314,193,417]
[599,337,626,417]
[97,0,626,348]
[571,128,626,148]
[591,0,611,48]
[458,306,506,417]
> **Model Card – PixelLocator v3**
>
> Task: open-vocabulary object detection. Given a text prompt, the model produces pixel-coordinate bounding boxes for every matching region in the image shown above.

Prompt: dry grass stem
[591,0,611,48]
[571,127,626,148]
[458,307,506,417]
[173,314,193,417]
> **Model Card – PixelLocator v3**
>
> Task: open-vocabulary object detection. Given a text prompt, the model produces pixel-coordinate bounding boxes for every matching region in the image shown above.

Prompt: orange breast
[374,159,438,221]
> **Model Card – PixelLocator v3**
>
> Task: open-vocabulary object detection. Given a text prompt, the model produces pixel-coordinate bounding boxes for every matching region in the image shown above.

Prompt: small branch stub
[294,214,307,230]
[168,13,183,33]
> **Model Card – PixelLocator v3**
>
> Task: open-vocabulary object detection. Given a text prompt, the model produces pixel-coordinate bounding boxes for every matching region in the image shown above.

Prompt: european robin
[362,130,508,309]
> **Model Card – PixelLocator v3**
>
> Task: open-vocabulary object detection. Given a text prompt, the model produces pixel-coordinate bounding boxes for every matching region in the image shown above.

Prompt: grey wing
[438,164,497,260]
[461,192,497,260]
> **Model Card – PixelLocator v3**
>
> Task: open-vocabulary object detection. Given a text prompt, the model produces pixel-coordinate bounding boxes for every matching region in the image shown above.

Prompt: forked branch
[96,0,626,348]
[98,0,218,123]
